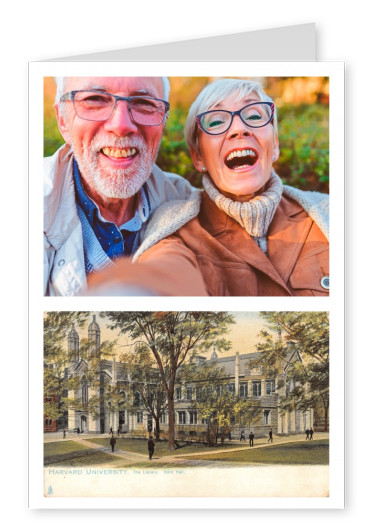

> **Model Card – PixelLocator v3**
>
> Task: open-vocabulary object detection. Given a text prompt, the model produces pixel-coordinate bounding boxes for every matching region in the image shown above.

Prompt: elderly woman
[88,79,329,296]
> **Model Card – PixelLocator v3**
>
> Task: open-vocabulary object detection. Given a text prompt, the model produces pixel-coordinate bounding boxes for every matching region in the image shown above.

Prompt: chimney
[235,352,239,396]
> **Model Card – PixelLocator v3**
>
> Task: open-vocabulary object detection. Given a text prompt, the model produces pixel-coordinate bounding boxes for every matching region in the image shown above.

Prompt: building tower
[88,314,101,358]
[67,323,80,362]
[210,348,218,360]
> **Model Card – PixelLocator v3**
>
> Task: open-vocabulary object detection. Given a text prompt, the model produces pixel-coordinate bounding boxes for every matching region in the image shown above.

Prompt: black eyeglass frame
[195,101,275,135]
[60,90,170,125]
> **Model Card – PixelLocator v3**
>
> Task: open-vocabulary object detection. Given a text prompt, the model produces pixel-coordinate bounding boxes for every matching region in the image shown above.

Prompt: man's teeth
[102,147,137,158]
[226,149,256,162]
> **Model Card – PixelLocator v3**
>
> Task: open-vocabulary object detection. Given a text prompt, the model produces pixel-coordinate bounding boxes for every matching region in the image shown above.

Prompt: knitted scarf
[202,170,283,253]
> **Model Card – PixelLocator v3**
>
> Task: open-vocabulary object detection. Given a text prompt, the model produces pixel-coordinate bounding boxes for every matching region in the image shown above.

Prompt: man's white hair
[185,78,278,154]
[54,76,170,103]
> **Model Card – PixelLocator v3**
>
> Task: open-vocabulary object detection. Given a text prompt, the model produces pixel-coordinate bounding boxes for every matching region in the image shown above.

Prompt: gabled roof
[211,352,260,378]
[283,350,302,372]
[68,358,88,374]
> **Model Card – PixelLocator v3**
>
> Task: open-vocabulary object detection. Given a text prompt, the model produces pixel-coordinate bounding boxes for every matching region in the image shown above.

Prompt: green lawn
[190,439,329,465]
[49,452,121,467]
[44,440,90,456]
[44,440,121,467]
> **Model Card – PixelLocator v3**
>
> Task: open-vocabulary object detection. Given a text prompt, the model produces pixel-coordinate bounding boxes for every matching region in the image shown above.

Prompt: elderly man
[44,76,197,296]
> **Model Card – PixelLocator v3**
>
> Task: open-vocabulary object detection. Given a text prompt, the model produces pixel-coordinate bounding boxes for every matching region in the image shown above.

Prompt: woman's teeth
[225,149,258,169]
[226,149,257,161]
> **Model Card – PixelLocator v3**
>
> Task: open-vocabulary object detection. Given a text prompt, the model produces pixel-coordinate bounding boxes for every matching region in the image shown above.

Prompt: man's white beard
[70,134,159,199]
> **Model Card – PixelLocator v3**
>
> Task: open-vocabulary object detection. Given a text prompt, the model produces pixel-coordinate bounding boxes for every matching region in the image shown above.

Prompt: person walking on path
[110,436,116,453]
[109,427,113,435]
[305,428,310,440]
[63,428,67,439]
[249,431,254,447]
[240,430,245,441]
[117,426,120,436]
[309,428,314,440]
[268,429,273,443]
[148,436,155,460]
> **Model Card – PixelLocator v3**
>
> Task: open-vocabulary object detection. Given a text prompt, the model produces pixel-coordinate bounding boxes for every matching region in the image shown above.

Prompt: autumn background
[44,76,329,193]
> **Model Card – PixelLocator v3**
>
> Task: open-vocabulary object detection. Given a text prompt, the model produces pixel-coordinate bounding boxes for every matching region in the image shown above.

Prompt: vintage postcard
[29,61,344,508]
[42,310,331,501]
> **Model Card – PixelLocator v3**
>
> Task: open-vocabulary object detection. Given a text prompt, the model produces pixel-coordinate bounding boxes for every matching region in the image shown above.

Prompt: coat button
[320,276,329,289]
[58,259,65,266]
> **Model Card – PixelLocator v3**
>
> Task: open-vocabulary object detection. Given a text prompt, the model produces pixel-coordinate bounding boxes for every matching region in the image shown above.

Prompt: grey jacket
[44,144,198,296]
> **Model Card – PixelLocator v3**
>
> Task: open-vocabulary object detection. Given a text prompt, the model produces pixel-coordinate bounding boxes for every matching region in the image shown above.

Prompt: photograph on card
[43,76,329,297]
[43,310,329,498]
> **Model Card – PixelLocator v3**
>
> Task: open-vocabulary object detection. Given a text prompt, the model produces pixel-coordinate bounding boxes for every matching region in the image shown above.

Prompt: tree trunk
[155,416,161,441]
[206,420,210,446]
[167,394,175,451]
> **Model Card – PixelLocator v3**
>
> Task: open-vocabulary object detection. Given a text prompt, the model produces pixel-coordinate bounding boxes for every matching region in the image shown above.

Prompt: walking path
[168,431,328,459]
[45,432,328,468]
[156,432,328,467]
[71,438,151,464]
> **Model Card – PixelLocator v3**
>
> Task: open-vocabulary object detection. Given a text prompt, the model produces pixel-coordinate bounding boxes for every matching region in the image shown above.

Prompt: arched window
[266,379,275,395]
[81,377,88,406]
[118,391,126,407]
[133,391,140,407]
[252,380,261,397]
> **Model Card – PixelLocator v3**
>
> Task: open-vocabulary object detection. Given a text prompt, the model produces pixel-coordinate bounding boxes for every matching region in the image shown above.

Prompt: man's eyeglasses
[60,90,170,126]
[195,102,275,135]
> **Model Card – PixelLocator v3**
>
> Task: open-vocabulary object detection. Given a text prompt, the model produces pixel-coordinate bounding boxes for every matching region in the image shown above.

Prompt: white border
[29,61,344,509]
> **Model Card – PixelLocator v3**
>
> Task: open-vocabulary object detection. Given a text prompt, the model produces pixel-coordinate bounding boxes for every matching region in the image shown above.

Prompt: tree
[254,312,329,431]
[120,344,168,440]
[185,362,261,445]
[105,311,234,450]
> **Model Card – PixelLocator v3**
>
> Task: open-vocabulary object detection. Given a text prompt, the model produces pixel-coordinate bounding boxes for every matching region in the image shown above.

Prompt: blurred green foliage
[275,104,329,193]
[156,108,199,186]
[44,102,329,194]
[44,114,65,157]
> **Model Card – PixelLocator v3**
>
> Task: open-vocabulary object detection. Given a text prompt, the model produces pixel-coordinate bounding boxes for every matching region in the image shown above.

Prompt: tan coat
[87,190,329,297]
[136,192,329,296]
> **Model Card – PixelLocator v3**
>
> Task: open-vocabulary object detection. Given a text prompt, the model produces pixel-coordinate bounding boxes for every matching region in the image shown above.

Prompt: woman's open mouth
[225,148,259,170]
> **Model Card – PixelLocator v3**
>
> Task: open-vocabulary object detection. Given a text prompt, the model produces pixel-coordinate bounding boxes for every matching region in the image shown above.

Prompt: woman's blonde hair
[185,78,278,154]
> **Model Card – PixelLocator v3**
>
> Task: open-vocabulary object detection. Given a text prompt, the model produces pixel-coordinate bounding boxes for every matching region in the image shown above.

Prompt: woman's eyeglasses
[196,102,274,135]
